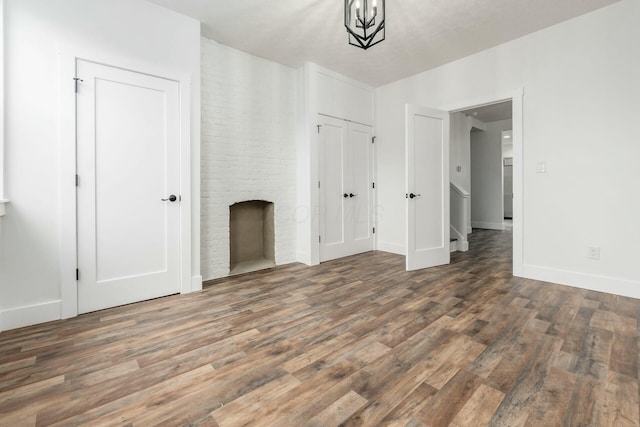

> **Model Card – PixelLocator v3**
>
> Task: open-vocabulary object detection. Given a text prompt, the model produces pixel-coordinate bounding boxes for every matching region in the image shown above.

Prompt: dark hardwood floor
[1,229,639,426]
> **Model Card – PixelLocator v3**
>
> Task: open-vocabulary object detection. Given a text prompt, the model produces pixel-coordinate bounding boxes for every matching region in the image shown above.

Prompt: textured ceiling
[147,0,621,87]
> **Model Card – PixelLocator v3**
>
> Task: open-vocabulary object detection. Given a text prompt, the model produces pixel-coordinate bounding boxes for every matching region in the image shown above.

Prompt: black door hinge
[372,182,375,189]
[373,227,376,234]
[319,235,321,243]
[75,174,79,187]
[73,77,83,93]
[76,268,79,281]
[317,125,322,134]
[372,136,376,144]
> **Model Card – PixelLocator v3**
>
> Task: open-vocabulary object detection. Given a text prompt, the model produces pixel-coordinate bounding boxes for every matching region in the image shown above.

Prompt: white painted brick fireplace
[201,38,298,281]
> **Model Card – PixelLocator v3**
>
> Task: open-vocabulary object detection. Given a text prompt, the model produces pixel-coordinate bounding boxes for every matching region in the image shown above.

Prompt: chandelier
[344,0,385,50]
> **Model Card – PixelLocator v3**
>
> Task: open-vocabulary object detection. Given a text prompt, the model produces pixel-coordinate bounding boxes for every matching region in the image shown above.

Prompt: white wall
[376,0,640,298]
[201,38,298,280]
[0,0,201,331]
[449,113,472,192]
[0,0,5,204]
[471,119,511,230]
[449,113,488,193]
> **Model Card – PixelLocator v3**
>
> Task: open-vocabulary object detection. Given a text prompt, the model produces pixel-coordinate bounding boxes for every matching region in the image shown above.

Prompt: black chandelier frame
[344,0,386,50]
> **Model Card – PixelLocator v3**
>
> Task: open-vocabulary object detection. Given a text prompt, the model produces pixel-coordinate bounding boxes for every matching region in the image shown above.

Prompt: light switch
[536,161,546,173]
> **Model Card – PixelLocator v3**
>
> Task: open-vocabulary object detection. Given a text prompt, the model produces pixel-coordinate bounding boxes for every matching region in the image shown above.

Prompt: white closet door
[319,115,374,262]
[347,122,374,254]
[77,60,181,314]
[319,116,348,261]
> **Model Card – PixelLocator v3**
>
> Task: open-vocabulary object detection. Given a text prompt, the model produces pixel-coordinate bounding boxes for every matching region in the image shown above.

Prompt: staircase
[450,182,470,253]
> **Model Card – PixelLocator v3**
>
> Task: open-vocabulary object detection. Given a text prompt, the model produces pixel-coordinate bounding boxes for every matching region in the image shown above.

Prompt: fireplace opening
[229,200,275,275]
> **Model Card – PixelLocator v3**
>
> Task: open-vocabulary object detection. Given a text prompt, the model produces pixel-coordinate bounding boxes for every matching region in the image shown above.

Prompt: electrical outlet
[587,247,600,260]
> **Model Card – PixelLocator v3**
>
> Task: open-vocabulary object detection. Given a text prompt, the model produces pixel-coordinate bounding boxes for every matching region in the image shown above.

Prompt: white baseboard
[190,275,203,292]
[471,221,505,231]
[457,240,469,252]
[296,251,312,266]
[450,225,464,242]
[376,241,406,256]
[0,300,61,332]
[467,226,473,234]
[523,264,640,300]
[449,226,469,252]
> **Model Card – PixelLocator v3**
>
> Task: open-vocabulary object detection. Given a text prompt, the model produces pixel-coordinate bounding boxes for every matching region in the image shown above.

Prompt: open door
[406,104,450,271]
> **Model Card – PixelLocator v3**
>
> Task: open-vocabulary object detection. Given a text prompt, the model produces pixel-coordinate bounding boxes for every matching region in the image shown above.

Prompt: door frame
[441,88,524,276]
[59,48,193,319]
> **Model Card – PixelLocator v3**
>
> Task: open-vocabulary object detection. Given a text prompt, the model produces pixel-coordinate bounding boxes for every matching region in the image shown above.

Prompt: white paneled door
[405,105,450,271]
[76,60,181,314]
[319,115,374,262]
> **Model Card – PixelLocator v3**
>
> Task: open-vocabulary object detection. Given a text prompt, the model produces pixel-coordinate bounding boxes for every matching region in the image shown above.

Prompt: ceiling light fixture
[345,0,385,50]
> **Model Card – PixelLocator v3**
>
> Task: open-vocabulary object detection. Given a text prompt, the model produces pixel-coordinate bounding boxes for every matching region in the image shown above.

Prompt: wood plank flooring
[2,228,640,426]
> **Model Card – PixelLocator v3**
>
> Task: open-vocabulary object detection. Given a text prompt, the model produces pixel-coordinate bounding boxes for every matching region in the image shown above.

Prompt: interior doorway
[445,91,523,276]
[466,101,512,231]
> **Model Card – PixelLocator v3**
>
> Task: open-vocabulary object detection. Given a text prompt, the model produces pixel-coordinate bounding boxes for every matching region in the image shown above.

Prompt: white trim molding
[0,199,8,216]
[523,264,640,300]
[191,275,203,292]
[450,181,470,198]
[471,221,505,231]
[0,300,61,332]
[450,225,469,252]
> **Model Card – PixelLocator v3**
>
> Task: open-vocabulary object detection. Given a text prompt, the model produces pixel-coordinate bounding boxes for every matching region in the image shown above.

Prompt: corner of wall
[376,241,406,256]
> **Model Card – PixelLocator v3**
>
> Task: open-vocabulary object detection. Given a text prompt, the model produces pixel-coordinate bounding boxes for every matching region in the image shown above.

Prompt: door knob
[343,193,349,198]
[162,195,178,202]
[409,193,421,199]
[349,193,357,198]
